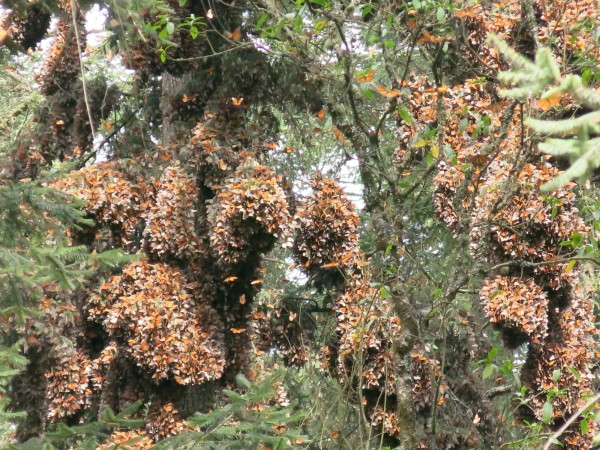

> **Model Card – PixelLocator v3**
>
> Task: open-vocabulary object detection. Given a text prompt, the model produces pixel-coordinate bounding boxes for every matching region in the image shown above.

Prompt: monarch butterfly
[470,153,487,166]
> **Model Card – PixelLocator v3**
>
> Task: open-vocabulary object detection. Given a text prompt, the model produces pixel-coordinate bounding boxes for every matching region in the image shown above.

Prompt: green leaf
[552,369,561,382]
[582,68,592,85]
[568,367,581,381]
[482,363,494,380]
[436,6,445,21]
[581,419,589,435]
[361,87,374,100]
[444,145,458,165]
[413,140,428,148]
[256,13,269,30]
[166,21,175,35]
[398,107,412,125]
[189,26,198,39]
[315,19,328,34]
[542,400,554,423]
[425,153,435,166]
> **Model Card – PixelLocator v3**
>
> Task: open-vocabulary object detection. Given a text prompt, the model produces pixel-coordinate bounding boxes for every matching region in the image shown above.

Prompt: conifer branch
[488,34,600,191]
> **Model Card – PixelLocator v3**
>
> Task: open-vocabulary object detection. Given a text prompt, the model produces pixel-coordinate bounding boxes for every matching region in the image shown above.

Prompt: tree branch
[71,0,96,144]
[489,257,600,272]
[540,392,600,450]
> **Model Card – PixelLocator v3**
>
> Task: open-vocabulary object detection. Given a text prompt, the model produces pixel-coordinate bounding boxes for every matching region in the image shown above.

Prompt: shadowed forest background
[0,0,599,449]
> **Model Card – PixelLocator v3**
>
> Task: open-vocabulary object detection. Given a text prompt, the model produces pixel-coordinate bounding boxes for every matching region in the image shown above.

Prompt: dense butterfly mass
[45,349,93,423]
[292,178,405,438]
[87,260,226,385]
[1,0,598,447]
[144,164,202,260]
[425,1,598,446]
[293,176,360,278]
[208,162,292,268]
[96,430,153,450]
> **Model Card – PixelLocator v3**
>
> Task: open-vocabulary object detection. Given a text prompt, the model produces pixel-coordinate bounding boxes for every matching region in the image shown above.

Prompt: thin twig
[489,256,600,272]
[171,43,253,61]
[486,385,513,399]
[397,163,437,201]
[71,0,96,144]
[79,109,139,167]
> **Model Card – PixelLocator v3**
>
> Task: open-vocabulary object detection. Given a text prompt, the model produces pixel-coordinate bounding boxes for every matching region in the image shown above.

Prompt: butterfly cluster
[294,178,403,439]
[422,2,597,443]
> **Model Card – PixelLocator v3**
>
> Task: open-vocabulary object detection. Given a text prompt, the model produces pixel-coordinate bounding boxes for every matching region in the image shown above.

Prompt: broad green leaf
[581,419,589,435]
[436,7,445,21]
[542,400,554,423]
[315,19,328,33]
[398,107,412,125]
[425,152,435,166]
[482,363,494,380]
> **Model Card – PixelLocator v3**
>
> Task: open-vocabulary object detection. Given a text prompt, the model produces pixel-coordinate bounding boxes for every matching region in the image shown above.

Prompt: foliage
[154,372,308,449]
[0,0,599,449]
[489,34,600,191]
[0,172,133,444]
[7,402,145,450]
